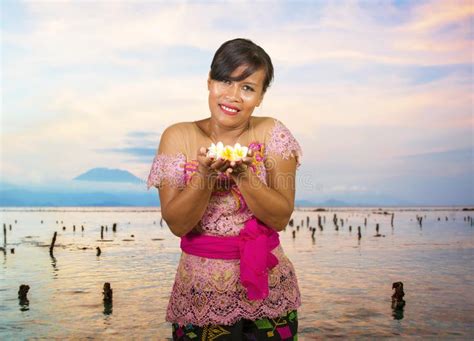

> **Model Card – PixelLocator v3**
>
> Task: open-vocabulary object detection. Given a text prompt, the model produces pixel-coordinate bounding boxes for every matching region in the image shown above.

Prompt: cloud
[398,147,472,162]
[2,0,472,205]
[100,147,157,160]
[126,131,160,138]
[325,184,370,193]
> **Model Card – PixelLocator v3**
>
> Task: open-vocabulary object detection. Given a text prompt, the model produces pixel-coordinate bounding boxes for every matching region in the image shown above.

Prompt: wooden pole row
[17,282,113,305]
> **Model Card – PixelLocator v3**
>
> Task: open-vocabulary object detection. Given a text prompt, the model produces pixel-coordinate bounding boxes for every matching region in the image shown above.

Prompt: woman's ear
[207,72,211,90]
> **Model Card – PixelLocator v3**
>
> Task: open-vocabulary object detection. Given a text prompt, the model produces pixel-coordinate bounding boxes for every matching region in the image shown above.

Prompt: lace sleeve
[146,123,189,190]
[146,153,186,190]
[265,119,302,167]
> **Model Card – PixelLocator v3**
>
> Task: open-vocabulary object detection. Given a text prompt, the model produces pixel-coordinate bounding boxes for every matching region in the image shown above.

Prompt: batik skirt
[172,310,298,341]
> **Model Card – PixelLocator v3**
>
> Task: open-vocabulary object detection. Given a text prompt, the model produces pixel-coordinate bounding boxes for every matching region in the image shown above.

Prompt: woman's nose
[224,83,241,101]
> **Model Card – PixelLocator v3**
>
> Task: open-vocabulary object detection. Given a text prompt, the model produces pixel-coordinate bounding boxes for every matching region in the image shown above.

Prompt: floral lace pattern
[167,246,301,326]
[146,153,187,189]
[266,120,302,167]
[146,120,303,326]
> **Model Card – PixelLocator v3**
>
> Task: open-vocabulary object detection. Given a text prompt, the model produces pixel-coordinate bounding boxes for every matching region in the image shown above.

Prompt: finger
[199,147,207,155]
[204,158,214,167]
[218,161,231,173]
[219,163,231,173]
[210,159,224,170]
[242,157,253,164]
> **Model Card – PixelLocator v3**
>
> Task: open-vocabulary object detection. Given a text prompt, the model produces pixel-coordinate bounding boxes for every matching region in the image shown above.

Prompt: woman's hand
[197,146,253,179]
[228,149,254,178]
[196,147,233,178]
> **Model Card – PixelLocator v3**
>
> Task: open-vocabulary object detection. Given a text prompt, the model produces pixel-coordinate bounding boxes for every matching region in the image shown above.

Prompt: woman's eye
[243,85,254,92]
[222,79,232,85]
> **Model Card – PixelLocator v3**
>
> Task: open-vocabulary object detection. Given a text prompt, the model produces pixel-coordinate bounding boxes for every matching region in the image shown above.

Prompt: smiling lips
[219,103,240,116]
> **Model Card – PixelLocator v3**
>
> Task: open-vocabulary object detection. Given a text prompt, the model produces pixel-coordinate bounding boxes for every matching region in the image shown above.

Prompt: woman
[147,38,302,340]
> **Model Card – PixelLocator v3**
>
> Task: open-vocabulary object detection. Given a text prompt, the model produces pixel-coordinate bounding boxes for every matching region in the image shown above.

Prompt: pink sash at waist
[180,217,280,300]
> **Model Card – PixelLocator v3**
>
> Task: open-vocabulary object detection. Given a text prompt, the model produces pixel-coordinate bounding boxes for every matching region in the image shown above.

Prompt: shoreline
[1,205,473,213]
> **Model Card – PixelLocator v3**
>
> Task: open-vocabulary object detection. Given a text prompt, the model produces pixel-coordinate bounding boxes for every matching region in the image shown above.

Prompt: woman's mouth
[219,104,240,116]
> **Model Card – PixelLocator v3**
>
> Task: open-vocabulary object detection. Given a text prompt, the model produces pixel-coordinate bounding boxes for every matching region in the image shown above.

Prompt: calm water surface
[0,207,473,339]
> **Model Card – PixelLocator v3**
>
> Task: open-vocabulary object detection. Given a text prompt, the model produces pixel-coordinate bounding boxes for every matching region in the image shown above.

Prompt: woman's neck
[207,118,250,146]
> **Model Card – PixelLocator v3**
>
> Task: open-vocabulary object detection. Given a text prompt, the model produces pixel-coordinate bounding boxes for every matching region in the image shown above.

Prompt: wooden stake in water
[391,282,406,309]
[391,213,394,227]
[101,226,104,240]
[417,216,423,227]
[18,284,30,302]
[112,223,117,232]
[49,232,57,256]
[103,283,113,303]
[358,226,362,240]
[96,247,102,256]
[3,223,6,246]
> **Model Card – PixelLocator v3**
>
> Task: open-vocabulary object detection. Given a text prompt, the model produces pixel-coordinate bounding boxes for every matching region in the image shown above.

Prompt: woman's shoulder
[253,116,302,165]
[252,116,292,138]
[161,121,196,140]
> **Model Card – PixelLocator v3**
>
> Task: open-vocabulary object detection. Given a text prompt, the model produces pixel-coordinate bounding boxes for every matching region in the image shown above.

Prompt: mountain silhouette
[74,168,143,184]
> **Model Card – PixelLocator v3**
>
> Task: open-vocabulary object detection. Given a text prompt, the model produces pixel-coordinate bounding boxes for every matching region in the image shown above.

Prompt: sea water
[0,207,473,339]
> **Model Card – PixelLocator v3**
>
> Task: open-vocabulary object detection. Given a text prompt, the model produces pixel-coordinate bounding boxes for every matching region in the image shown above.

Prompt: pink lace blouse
[147,118,302,326]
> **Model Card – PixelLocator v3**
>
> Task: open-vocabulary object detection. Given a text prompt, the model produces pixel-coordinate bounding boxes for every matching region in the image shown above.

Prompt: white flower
[206,142,224,158]
[207,142,249,161]
[232,143,249,161]
[221,145,234,161]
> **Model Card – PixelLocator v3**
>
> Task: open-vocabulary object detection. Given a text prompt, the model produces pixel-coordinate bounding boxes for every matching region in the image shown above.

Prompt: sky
[1,0,473,205]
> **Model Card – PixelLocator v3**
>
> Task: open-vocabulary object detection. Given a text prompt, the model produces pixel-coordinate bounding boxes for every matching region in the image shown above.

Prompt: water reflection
[103,301,113,315]
[392,305,405,320]
[50,254,59,278]
[0,207,472,339]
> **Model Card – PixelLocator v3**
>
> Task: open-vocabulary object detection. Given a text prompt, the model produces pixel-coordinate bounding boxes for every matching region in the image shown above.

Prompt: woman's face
[207,65,266,128]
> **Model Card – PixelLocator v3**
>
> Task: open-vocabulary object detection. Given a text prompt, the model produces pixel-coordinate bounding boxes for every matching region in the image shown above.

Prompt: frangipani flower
[206,142,249,161]
[221,145,234,161]
[206,142,224,159]
[232,143,249,161]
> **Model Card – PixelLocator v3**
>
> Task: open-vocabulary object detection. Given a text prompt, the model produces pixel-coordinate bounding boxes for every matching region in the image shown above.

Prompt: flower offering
[207,142,249,161]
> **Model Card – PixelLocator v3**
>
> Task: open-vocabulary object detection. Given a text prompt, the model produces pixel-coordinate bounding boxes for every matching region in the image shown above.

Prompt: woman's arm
[159,166,216,237]
[156,127,229,237]
[232,156,296,232]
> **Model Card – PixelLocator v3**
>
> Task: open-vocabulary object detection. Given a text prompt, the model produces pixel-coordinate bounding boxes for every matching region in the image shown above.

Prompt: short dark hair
[210,38,274,93]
